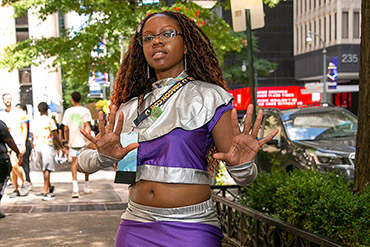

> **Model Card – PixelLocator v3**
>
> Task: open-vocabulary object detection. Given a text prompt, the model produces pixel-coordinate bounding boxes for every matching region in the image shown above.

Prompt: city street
[0,161,130,247]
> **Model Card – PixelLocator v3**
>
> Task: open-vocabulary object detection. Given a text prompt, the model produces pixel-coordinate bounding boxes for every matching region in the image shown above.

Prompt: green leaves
[0,0,245,103]
[239,169,370,246]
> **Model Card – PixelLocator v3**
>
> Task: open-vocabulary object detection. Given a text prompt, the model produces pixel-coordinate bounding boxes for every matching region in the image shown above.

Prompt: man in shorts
[32,102,65,201]
[0,119,22,218]
[62,92,92,198]
[0,93,28,198]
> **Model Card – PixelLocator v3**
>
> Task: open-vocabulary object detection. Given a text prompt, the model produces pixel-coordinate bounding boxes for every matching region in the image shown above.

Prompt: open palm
[214,105,278,166]
[80,105,139,160]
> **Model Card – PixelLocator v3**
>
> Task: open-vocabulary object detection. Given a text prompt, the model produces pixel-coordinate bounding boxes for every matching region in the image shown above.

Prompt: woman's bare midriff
[129,181,211,208]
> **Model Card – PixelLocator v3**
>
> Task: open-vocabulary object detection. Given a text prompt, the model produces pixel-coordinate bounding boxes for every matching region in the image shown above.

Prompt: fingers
[114,112,124,136]
[213,152,227,162]
[108,105,118,133]
[243,104,254,134]
[251,109,263,138]
[122,143,140,156]
[80,128,96,144]
[231,109,240,136]
[98,111,106,135]
[258,129,279,146]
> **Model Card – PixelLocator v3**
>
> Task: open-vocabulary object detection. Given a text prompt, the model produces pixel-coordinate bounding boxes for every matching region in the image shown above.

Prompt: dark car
[243,104,357,180]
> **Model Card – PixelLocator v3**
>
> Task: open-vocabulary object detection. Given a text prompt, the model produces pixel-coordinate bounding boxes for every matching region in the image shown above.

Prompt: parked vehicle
[243,104,357,180]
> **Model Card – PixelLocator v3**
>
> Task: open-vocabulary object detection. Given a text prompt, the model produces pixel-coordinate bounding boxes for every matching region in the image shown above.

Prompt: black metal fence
[211,185,344,247]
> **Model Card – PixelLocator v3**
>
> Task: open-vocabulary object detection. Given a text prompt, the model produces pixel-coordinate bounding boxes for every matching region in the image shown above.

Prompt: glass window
[283,110,357,141]
[305,0,307,12]
[300,26,303,50]
[329,14,332,41]
[342,11,349,39]
[296,27,299,52]
[261,115,281,141]
[15,13,28,26]
[16,31,29,42]
[304,24,307,49]
[19,67,32,85]
[353,12,360,38]
[324,17,326,42]
[335,13,337,40]
[314,21,316,46]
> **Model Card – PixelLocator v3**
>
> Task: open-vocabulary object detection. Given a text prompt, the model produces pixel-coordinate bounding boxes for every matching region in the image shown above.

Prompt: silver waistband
[121,198,220,227]
[136,164,210,184]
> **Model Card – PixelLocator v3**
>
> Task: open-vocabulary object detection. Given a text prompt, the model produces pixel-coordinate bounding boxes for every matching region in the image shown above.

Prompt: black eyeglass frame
[137,29,183,46]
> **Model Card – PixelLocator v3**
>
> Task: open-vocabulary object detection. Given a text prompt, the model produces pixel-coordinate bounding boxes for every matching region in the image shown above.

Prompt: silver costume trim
[225,160,258,186]
[136,164,210,184]
[121,198,220,227]
[78,149,120,174]
[116,79,233,142]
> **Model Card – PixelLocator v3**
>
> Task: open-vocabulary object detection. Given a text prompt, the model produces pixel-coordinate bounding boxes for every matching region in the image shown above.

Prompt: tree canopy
[0,1,240,88]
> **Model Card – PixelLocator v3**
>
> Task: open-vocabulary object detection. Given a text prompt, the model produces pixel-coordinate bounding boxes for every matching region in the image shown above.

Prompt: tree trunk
[354,0,370,193]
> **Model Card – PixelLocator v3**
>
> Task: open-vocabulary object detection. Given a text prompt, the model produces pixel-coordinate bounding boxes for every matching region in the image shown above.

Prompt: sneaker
[9,190,20,198]
[25,182,33,191]
[7,182,14,189]
[41,193,56,201]
[57,155,68,164]
[49,185,55,194]
[72,191,79,198]
[0,211,5,219]
[84,187,93,194]
[19,185,29,196]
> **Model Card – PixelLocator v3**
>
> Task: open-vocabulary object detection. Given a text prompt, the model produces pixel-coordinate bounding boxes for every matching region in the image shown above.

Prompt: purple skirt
[115,219,223,247]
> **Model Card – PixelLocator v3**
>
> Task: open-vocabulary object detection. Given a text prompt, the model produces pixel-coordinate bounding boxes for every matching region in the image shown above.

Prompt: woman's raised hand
[80,105,139,160]
[213,104,278,166]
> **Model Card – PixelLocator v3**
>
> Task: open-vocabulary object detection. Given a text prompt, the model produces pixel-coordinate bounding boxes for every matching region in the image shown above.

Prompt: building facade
[254,0,295,87]
[0,6,64,116]
[294,0,361,114]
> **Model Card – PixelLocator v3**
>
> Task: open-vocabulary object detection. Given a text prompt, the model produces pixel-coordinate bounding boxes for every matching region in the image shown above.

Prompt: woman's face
[141,14,187,80]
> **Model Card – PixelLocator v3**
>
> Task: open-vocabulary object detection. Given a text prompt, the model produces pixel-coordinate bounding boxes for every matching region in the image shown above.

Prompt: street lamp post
[306,31,327,103]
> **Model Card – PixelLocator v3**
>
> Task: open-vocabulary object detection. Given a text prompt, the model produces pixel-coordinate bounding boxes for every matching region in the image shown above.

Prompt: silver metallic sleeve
[78,149,121,174]
[225,160,258,186]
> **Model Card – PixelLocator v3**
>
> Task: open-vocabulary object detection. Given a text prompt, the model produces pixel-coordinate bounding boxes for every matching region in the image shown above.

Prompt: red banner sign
[229,86,321,110]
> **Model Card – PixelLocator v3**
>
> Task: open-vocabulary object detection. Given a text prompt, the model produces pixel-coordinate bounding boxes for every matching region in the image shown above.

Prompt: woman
[78,11,277,246]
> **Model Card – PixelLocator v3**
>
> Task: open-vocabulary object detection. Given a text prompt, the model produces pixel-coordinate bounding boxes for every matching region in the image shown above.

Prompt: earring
[147,64,150,79]
[184,54,187,71]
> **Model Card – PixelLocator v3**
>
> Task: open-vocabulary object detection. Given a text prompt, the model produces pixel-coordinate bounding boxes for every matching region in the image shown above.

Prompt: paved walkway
[0,161,130,247]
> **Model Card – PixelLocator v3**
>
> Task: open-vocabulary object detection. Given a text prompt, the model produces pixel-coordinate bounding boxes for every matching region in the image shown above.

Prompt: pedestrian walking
[51,115,64,162]
[62,91,93,198]
[0,93,28,197]
[15,103,33,191]
[31,102,65,201]
[0,119,22,218]
[78,11,278,246]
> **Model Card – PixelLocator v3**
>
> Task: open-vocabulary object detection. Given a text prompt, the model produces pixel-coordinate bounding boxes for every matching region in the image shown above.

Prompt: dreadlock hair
[111,10,226,106]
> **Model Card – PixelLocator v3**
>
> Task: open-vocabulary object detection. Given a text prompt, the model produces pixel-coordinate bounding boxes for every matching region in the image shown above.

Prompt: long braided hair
[111,11,227,176]
[111,10,226,106]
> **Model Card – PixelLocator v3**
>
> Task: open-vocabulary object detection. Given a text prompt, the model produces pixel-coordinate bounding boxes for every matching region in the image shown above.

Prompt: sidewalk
[0,161,130,247]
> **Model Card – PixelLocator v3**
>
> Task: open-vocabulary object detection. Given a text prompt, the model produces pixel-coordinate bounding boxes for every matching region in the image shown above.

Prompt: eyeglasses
[138,29,183,46]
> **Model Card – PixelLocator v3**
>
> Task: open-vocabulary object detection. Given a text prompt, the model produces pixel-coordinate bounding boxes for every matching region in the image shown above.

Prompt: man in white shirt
[0,93,28,197]
[62,92,92,198]
[32,102,66,201]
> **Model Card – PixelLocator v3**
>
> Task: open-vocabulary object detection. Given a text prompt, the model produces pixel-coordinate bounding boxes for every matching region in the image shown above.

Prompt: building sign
[327,57,338,90]
[229,86,321,110]
[229,87,251,110]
